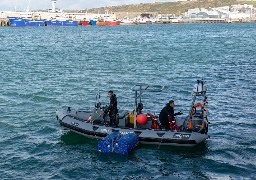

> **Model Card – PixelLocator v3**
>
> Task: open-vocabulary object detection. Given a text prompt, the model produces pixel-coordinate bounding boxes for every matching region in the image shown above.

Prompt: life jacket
[168,115,180,131]
[147,113,160,129]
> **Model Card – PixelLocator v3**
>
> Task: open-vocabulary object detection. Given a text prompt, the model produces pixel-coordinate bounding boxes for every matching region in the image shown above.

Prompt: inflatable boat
[56,80,209,147]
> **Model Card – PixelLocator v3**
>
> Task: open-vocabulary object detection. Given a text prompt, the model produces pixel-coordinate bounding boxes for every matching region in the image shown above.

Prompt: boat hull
[26,20,45,27]
[9,18,26,27]
[8,17,45,27]
[8,17,79,27]
[120,22,137,25]
[90,20,97,26]
[56,109,209,147]
[45,20,78,26]
[96,21,121,26]
[80,20,91,26]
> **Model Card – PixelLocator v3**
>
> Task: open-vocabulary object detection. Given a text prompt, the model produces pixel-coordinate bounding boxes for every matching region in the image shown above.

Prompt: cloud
[0,0,173,11]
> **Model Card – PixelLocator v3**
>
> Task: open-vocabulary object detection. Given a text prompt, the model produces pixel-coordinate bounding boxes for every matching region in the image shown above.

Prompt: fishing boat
[96,15,120,26]
[89,19,97,26]
[45,19,78,26]
[26,20,45,26]
[96,20,121,26]
[138,18,152,25]
[120,17,136,25]
[8,17,27,27]
[8,17,45,27]
[80,19,91,26]
[56,80,209,147]
[8,17,76,27]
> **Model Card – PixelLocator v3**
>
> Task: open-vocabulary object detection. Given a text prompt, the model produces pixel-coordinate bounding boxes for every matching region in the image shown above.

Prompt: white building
[184,4,254,20]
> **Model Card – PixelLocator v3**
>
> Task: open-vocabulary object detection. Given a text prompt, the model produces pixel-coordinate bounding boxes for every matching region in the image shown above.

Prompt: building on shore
[183,4,255,22]
[1,1,256,25]
[0,0,118,24]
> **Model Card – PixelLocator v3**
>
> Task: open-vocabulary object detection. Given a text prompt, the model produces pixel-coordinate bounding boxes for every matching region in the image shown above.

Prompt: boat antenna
[26,0,31,12]
[95,91,101,108]
[51,0,57,13]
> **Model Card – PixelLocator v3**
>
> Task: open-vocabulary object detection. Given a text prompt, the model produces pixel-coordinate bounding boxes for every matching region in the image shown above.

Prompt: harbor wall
[0,18,9,26]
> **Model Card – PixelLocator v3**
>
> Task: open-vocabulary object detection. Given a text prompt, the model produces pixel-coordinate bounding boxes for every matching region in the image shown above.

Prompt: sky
[0,0,174,11]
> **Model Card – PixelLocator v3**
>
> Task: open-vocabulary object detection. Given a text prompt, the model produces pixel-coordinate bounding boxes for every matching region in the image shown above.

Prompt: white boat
[120,17,136,25]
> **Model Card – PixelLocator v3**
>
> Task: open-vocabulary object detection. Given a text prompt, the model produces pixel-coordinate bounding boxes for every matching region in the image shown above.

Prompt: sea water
[0,23,256,179]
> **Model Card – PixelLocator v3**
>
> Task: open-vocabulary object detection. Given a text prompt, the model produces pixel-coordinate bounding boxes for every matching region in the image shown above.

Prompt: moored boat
[26,20,45,26]
[56,80,210,147]
[138,18,152,24]
[8,17,26,27]
[80,20,90,26]
[8,16,78,27]
[89,19,97,26]
[96,20,121,26]
[9,18,45,27]
[120,17,136,25]
[45,19,78,26]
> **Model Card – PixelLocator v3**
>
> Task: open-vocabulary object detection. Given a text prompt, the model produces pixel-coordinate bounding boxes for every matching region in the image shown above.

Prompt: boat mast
[51,0,57,12]
[26,0,31,12]
[132,84,164,129]
[189,79,207,114]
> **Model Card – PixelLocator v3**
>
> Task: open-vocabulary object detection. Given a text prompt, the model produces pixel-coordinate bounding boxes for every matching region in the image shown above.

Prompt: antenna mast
[26,0,32,12]
[51,0,57,12]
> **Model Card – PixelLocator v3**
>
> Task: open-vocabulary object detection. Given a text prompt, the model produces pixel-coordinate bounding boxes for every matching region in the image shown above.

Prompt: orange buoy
[136,114,147,125]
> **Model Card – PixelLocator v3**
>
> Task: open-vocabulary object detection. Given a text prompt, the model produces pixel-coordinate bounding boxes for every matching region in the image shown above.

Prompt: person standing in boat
[159,100,182,130]
[104,90,118,126]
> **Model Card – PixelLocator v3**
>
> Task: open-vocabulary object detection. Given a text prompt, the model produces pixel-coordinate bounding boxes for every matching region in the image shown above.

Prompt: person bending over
[159,100,182,130]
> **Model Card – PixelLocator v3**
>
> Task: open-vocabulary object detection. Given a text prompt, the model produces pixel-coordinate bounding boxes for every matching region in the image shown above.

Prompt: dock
[0,18,9,26]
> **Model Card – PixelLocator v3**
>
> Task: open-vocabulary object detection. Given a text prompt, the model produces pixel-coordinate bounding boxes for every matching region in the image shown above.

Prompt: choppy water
[0,23,256,179]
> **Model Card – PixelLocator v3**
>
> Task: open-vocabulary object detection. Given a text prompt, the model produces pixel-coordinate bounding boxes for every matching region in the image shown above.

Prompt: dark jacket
[159,104,174,129]
[107,94,117,112]
[159,104,174,121]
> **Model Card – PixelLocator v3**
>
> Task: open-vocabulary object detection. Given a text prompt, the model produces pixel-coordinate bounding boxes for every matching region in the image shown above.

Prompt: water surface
[0,23,256,179]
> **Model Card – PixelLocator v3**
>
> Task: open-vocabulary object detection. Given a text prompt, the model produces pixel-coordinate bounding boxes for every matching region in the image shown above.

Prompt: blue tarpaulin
[97,132,121,153]
[114,133,139,154]
[97,132,138,154]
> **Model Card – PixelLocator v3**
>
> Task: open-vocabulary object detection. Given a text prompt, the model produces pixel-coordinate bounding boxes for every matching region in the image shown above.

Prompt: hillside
[86,0,255,16]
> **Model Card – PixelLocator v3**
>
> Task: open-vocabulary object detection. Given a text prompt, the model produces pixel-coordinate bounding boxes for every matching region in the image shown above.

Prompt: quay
[0,18,9,26]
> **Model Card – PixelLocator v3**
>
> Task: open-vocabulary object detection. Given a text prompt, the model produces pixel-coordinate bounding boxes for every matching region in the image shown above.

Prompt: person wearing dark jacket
[159,100,182,130]
[105,90,118,126]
